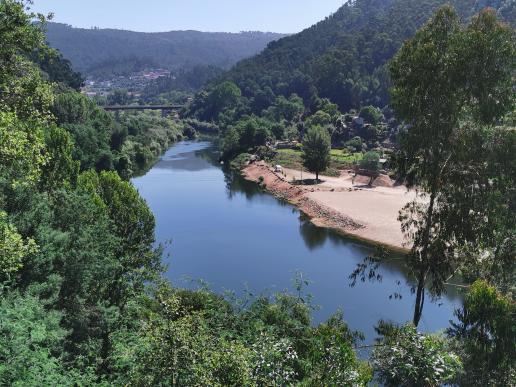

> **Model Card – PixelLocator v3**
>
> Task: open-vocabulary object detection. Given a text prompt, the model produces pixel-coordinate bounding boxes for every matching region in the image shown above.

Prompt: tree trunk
[412,164,439,327]
[316,172,319,182]
[413,270,427,326]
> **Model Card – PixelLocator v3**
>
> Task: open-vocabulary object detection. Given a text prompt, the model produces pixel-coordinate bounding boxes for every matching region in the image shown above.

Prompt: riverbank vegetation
[1,0,514,385]
[51,88,184,177]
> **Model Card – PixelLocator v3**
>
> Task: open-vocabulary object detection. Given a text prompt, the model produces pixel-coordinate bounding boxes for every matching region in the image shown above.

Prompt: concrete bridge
[103,105,184,118]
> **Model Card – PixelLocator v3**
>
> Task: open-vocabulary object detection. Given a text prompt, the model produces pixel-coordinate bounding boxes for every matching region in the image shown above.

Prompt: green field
[272,148,362,177]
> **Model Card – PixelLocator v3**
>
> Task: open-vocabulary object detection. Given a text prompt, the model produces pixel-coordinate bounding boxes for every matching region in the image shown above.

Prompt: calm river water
[132,141,462,342]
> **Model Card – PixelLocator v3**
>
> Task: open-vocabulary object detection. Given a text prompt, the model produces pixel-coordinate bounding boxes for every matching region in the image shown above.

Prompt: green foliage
[229,153,253,170]
[52,91,114,170]
[52,91,183,174]
[359,151,381,173]
[142,65,224,98]
[272,148,359,177]
[221,115,272,158]
[449,280,516,386]
[359,105,383,125]
[205,81,243,121]
[117,112,183,173]
[0,290,94,386]
[107,285,370,386]
[1,1,514,384]
[373,323,462,386]
[345,136,365,152]
[190,0,514,121]
[0,212,37,281]
[107,89,131,106]
[32,47,84,90]
[77,171,158,288]
[0,112,47,191]
[0,0,54,121]
[262,94,305,123]
[306,312,372,386]
[460,9,516,124]
[302,126,331,180]
[391,5,516,325]
[305,110,332,129]
[40,126,80,191]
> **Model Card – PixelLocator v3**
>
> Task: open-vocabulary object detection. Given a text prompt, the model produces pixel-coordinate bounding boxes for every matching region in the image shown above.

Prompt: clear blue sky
[30,0,346,33]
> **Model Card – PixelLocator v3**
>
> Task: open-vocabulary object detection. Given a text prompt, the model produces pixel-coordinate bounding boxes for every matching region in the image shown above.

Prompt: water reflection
[299,216,329,250]
[154,141,215,172]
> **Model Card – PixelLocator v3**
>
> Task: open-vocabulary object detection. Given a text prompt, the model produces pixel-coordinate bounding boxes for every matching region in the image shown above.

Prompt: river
[132,141,462,343]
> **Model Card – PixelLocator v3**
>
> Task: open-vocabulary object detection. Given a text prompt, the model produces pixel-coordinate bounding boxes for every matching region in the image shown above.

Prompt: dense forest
[138,65,225,104]
[1,0,515,385]
[189,0,515,116]
[186,0,515,162]
[43,22,286,78]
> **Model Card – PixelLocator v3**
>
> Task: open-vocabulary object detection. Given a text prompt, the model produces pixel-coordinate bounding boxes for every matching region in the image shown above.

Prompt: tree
[40,126,80,191]
[77,171,158,302]
[345,136,364,152]
[359,105,383,125]
[32,47,84,90]
[0,211,37,281]
[220,116,272,158]
[0,112,46,192]
[302,126,331,182]
[307,312,372,385]
[221,127,241,159]
[0,290,94,385]
[389,6,516,326]
[305,110,332,129]
[448,280,515,386]
[359,151,381,185]
[359,151,380,172]
[263,94,305,123]
[107,89,131,106]
[373,323,462,387]
[205,81,242,121]
[0,0,54,121]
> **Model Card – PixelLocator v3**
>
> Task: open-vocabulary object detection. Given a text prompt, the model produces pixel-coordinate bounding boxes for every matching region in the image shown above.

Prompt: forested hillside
[43,22,286,78]
[197,0,514,114]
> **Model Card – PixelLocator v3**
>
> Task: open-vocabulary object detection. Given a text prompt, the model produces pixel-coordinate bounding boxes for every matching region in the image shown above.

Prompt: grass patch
[271,148,362,177]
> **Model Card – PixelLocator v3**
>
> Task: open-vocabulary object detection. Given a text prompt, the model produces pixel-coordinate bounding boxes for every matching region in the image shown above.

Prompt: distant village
[82,68,171,98]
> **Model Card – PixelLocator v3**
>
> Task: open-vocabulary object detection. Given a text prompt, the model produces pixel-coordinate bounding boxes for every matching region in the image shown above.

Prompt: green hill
[203,0,514,113]
[43,22,286,78]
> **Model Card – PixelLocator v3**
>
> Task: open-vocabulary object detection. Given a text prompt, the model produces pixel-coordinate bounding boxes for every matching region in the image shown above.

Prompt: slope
[212,0,514,112]
[43,22,287,78]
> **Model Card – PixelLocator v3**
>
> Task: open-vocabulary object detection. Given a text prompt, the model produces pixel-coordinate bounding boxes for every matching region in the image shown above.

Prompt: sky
[30,0,346,34]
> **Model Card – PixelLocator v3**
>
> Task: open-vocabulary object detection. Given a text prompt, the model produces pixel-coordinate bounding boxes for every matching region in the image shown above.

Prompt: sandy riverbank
[242,161,416,251]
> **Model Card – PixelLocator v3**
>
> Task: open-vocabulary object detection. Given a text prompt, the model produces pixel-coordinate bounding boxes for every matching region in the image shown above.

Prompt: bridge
[103,105,184,117]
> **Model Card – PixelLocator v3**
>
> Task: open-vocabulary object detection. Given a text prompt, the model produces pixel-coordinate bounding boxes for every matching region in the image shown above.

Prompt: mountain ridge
[206,0,515,113]
[43,22,287,78]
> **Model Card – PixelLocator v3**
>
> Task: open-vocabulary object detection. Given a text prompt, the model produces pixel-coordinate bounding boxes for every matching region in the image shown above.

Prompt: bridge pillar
[161,109,172,118]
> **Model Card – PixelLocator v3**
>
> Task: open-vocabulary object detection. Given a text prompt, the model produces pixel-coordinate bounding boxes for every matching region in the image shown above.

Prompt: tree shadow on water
[299,215,330,250]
